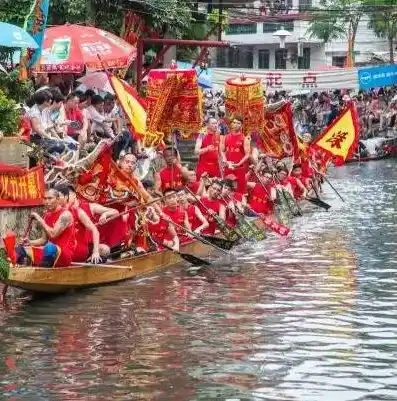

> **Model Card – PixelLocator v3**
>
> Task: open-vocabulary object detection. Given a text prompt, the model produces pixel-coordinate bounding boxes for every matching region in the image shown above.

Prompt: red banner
[76,145,147,205]
[0,165,45,208]
[260,215,290,236]
[146,69,203,140]
[258,102,299,160]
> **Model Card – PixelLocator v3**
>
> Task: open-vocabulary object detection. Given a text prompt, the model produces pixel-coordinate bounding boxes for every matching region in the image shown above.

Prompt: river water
[1,160,397,401]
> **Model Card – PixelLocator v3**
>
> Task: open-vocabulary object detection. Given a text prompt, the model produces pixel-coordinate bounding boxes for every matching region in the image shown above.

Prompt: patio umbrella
[34,24,136,74]
[0,22,38,49]
[77,71,114,94]
[177,61,212,88]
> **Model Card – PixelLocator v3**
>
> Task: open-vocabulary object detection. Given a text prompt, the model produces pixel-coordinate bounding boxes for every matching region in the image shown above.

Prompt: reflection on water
[1,160,397,400]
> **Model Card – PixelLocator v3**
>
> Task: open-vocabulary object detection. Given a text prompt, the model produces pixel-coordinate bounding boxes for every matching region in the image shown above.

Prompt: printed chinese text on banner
[256,102,299,160]
[146,69,203,143]
[76,144,148,204]
[225,77,264,135]
[0,165,45,208]
[108,74,147,138]
[312,103,359,166]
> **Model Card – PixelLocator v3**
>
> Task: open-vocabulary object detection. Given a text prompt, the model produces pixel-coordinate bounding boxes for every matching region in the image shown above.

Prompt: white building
[215,0,389,69]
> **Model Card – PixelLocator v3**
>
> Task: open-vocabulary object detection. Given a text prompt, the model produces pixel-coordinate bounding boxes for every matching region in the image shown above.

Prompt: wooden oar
[200,234,236,251]
[161,217,229,255]
[159,242,211,267]
[306,196,332,211]
[310,161,345,203]
[72,262,130,268]
[184,186,241,242]
[222,193,265,241]
[95,193,174,226]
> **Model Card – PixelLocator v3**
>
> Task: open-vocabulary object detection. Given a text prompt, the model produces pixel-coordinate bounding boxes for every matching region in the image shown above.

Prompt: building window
[332,56,346,67]
[226,24,257,35]
[298,0,312,12]
[275,49,287,69]
[219,47,253,68]
[258,49,270,69]
[260,0,293,15]
[298,47,311,69]
[262,21,294,33]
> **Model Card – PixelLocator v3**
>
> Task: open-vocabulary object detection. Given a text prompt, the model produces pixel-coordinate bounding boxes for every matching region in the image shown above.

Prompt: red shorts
[72,242,90,262]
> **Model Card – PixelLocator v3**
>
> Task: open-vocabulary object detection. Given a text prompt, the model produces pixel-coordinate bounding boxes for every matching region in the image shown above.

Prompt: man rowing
[17,188,76,267]
[178,189,209,234]
[161,189,192,244]
[289,164,308,200]
[247,168,277,215]
[198,179,226,235]
[145,200,180,251]
[66,185,118,262]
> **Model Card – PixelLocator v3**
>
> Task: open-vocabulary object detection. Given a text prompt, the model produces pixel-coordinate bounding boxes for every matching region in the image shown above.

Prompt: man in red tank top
[289,164,308,200]
[161,189,191,244]
[178,190,208,234]
[19,188,76,267]
[144,198,180,251]
[221,176,247,227]
[199,180,226,235]
[195,117,222,180]
[155,147,190,194]
[247,168,277,215]
[66,185,119,263]
[220,117,251,194]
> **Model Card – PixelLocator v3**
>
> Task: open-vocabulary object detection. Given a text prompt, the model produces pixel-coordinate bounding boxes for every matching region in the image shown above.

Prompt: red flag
[259,102,299,160]
[76,145,147,205]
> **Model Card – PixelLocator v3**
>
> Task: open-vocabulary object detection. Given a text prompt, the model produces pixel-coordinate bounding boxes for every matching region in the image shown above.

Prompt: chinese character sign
[0,166,45,208]
[312,103,359,166]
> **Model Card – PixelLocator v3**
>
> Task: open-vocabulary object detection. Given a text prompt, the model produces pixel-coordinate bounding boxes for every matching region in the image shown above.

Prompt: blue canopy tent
[177,61,212,89]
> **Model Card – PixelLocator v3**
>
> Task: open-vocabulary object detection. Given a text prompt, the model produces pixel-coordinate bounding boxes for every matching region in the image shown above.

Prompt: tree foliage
[365,0,397,63]
[0,0,196,38]
[307,0,364,59]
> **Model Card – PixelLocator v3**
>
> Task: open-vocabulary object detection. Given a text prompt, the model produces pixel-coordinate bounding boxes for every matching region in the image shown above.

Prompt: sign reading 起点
[358,64,397,90]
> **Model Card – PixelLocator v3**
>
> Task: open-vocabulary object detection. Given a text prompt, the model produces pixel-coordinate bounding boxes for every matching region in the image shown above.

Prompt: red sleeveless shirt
[43,207,76,252]
[162,206,188,242]
[160,165,184,193]
[197,132,220,166]
[249,183,273,215]
[199,197,221,235]
[225,132,246,164]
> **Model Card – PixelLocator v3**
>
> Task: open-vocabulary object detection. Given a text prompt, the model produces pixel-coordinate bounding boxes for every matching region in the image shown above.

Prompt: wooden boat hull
[2,239,214,293]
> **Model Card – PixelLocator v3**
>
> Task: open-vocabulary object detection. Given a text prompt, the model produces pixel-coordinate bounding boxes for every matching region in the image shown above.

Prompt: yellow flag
[312,103,359,166]
[108,74,147,137]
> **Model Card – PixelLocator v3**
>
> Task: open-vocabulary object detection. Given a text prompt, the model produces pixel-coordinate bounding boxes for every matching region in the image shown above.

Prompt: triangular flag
[108,74,147,137]
[312,103,359,166]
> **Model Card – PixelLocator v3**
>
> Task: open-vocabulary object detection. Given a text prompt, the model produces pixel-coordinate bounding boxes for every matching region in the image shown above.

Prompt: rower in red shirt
[17,188,76,267]
[66,185,119,262]
[220,116,251,194]
[185,170,201,195]
[221,175,246,227]
[289,164,308,200]
[199,180,226,235]
[178,189,209,234]
[161,189,191,244]
[247,168,277,215]
[145,202,180,251]
[155,147,190,194]
[275,167,295,198]
[100,152,151,251]
[194,117,221,180]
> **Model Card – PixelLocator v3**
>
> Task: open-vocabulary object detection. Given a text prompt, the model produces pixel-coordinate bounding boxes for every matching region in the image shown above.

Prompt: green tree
[307,0,364,63]
[365,0,397,63]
